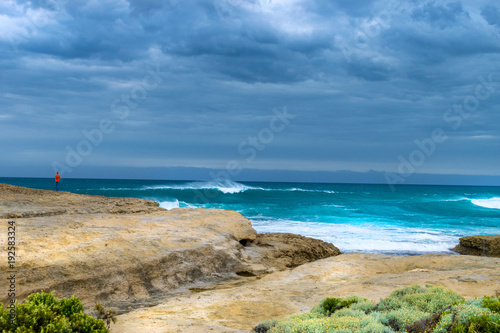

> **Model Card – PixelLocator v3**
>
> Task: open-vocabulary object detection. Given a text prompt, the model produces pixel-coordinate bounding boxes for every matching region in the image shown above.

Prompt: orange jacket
[55,174,61,182]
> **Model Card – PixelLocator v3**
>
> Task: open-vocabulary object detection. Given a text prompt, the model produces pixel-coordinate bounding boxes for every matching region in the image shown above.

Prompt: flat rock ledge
[112,253,500,333]
[451,234,500,257]
[0,184,340,312]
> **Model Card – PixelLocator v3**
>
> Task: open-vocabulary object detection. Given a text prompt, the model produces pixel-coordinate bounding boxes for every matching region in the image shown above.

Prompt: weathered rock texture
[451,235,500,257]
[112,253,500,333]
[0,184,339,312]
[0,183,164,219]
[242,233,341,274]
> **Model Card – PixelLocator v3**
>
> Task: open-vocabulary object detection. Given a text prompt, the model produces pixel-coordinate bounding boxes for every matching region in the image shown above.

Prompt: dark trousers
[56,182,59,191]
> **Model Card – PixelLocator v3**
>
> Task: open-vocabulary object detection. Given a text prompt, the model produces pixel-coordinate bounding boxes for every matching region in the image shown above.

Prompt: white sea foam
[283,188,336,193]
[159,199,180,210]
[443,197,469,202]
[259,187,337,194]
[471,197,500,209]
[142,182,340,194]
[104,181,339,195]
[142,180,260,194]
[251,218,460,254]
[156,199,198,209]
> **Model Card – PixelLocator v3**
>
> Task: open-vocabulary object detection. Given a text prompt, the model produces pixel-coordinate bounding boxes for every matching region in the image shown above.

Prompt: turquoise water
[2,177,500,255]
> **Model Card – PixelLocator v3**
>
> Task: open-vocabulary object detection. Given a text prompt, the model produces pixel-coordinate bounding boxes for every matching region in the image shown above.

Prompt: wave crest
[159,199,180,210]
[143,180,256,194]
[471,197,500,209]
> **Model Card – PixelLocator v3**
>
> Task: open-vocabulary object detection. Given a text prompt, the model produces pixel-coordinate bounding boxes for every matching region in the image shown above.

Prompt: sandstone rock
[111,253,500,333]
[0,184,338,313]
[240,233,341,274]
[451,234,500,257]
[0,183,163,219]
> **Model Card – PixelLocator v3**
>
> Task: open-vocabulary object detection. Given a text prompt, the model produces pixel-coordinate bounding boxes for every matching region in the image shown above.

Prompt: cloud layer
[1,0,500,182]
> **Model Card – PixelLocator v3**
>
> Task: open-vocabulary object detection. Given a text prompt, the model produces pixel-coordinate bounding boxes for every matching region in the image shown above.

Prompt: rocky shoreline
[0,184,339,312]
[1,184,499,332]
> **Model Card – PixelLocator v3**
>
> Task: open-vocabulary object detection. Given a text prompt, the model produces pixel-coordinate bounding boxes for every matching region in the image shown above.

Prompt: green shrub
[261,312,391,333]
[377,285,463,314]
[483,297,500,314]
[448,313,500,332]
[380,307,428,331]
[377,285,463,332]
[252,285,500,333]
[349,299,378,314]
[311,296,369,316]
[252,319,278,333]
[431,301,500,333]
[94,303,117,330]
[323,297,358,316]
[0,291,112,333]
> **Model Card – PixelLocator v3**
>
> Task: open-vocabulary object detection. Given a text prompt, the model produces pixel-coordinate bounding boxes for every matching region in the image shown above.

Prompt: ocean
[2,177,500,255]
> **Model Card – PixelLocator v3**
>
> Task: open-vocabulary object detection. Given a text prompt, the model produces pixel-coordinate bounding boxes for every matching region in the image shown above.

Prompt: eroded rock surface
[451,234,500,257]
[0,184,340,312]
[112,253,500,333]
[0,183,163,218]
[240,233,341,274]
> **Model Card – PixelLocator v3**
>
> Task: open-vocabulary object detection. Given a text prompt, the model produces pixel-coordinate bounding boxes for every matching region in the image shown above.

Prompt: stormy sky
[1,0,500,184]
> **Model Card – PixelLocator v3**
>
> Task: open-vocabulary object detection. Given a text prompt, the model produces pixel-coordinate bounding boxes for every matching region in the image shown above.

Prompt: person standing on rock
[55,172,61,191]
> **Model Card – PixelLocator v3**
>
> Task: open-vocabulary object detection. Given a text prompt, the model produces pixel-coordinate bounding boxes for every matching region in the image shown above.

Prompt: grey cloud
[128,0,165,16]
[14,0,62,11]
[1,0,500,181]
[309,0,378,17]
[481,4,500,28]
[345,57,393,81]
[411,1,469,29]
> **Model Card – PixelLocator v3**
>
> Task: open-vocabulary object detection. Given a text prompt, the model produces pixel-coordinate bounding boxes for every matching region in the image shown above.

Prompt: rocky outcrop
[0,184,340,312]
[451,235,500,257]
[239,233,341,274]
[0,183,164,218]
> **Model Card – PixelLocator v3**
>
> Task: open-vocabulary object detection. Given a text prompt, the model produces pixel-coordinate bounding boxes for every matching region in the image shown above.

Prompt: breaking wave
[470,197,500,209]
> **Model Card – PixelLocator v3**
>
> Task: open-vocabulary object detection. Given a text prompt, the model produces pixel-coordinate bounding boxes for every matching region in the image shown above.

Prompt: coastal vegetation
[253,285,500,333]
[0,292,115,333]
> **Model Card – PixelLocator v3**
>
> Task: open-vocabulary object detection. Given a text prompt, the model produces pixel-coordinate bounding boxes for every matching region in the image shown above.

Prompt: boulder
[451,235,500,257]
[239,233,341,274]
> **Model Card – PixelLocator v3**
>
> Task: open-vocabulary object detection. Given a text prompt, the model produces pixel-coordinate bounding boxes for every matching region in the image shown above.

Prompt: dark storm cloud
[308,0,378,17]
[345,57,393,81]
[481,4,500,28]
[1,0,500,182]
[411,1,469,29]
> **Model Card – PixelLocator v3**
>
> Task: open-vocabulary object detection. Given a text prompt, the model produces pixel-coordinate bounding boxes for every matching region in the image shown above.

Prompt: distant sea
[2,177,500,255]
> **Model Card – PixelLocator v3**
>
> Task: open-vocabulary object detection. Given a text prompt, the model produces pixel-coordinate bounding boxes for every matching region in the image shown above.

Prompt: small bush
[252,319,278,333]
[323,297,358,316]
[0,291,112,333]
[311,296,369,317]
[405,306,452,333]
[448,313,500,332]
[252,285,500,333]
[483,297,500,314]
[377,285,463,314]
[94,303,117,330]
